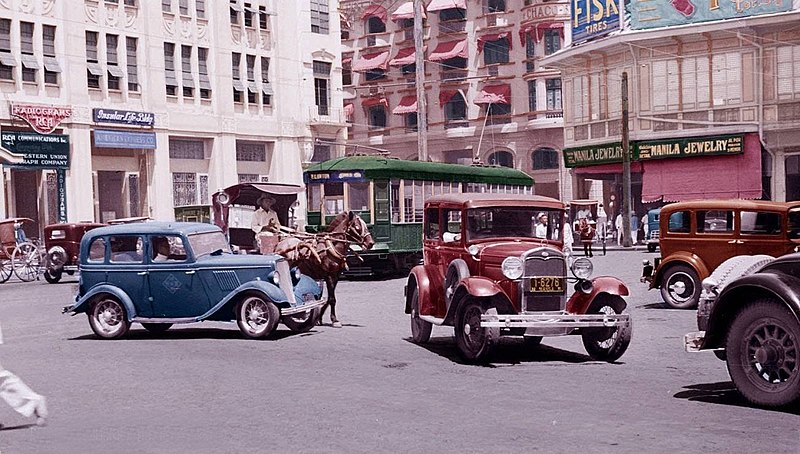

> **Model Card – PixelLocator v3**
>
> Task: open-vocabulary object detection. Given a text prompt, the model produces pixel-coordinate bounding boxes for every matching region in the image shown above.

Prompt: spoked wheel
[726,299,800,407]
[660,265,700,309]
[454,299,498,363]
[282,307,320,333]
[236,295,279,339]
[410,285,432,344]
[0,258,12,283]
[88,296,131,339]
[12,242,42,282]
[581,295,632,362]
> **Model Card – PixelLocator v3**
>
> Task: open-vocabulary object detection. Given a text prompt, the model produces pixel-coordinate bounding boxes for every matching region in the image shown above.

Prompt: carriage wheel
[0,258,12,283]
[12,242,43,282]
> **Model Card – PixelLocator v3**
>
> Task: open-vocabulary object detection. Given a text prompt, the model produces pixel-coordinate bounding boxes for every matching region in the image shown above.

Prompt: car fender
[201,280,289,320]
[406,264,445,318]
[567,276,630,314]
[295,274,324,301]
[445,276,513,325]
[702,273,800,349]
[653,252,709,289]
[68,284,138,320]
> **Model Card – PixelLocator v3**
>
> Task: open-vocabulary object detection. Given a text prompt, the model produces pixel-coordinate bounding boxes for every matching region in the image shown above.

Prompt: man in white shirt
[251,195,281,253]
[0,322,48,426]
[535,213,549,238]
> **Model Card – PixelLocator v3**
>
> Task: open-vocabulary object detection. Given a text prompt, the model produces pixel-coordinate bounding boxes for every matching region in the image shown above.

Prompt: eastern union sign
[0,131,70,169]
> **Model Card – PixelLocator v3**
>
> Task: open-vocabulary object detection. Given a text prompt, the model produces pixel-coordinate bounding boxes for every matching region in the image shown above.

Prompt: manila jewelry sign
[93,108,155,127]
[636,134,744,160]
[563,142,637,167]
[10,103,73,135]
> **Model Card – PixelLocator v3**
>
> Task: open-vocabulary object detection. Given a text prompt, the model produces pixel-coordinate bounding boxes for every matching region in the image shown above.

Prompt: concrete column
[67,126,95,222]
[209,134,238,194]
[0,167,6,219]
[774,148,786,202]
[150,131,174,220]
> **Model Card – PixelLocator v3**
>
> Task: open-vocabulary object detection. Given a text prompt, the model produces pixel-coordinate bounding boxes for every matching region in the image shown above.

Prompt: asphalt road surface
[1,250,798,453]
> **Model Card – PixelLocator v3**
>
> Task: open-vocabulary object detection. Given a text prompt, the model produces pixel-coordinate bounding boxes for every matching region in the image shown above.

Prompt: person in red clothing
[578,218,595,257]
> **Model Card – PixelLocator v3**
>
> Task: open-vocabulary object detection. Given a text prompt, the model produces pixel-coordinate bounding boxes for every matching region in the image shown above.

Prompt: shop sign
[93,129,157,149]
[629,0,791,30]
[0,131,70,169]
[10,103,73,135]
[521,2,570,22]
[563,142,637,167]
[57,169,67,223]
[636,134,744,160]
[305,171,366,183]
[571,0,620,43]
[93,108,155,127]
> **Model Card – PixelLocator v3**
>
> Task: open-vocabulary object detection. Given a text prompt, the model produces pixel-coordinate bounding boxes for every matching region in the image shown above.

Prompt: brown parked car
[642,199,800,309]
[43,222,106,283]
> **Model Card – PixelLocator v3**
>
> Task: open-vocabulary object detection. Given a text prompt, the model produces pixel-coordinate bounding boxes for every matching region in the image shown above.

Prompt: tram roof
[304,155,534,186]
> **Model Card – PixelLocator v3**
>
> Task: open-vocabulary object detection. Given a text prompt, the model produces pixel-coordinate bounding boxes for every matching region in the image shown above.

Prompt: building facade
[338,0,574,201]
[542,2,800,220]
[0,0,346,235]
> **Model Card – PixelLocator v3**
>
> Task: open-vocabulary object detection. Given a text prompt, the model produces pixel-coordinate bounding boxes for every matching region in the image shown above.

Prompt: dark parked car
[43,222,106,283]
[62,222,324,339]
[405,193,632,363]
[685,252,800,407]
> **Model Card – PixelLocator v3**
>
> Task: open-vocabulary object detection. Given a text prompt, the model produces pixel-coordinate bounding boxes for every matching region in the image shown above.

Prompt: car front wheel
[282,308,320,333]
[726,299,800,408]
[410,285,432,344]
[88,296,131,339]
[454,299,498,363]
[236,295,280,339]
[581,295,632,362]
[660,264,700,309]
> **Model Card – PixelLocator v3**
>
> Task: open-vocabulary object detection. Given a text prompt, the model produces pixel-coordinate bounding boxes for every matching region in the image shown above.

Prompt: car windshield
[466,207,564,242]
[188,231,232,257]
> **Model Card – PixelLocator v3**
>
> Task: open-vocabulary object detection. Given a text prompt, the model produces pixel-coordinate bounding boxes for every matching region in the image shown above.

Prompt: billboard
[630,0,793,29]
[572,0,621,43]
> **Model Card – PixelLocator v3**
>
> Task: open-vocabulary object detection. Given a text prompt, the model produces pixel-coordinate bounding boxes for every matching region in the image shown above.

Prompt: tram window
[443,208,461,242]
[403,182,414,223]
[348,182,369,211]
[391,180,401,222]
[374,181,389,222]
[307,184,321,212]
[414,181,424,222]
[323,182,344,214]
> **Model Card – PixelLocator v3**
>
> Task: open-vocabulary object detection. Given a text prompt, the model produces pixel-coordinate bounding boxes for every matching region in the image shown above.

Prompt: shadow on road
[674,381,800,414]
[67,326,323,341]
[636,302,672,309]
[0,423,39,431]
[406,336,621,367]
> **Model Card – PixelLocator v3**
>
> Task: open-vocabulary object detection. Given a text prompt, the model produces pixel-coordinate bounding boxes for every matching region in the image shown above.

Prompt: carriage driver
[251,194,281,254]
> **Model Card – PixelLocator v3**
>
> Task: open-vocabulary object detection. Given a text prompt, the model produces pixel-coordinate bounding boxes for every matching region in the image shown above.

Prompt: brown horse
[275,211,374,327]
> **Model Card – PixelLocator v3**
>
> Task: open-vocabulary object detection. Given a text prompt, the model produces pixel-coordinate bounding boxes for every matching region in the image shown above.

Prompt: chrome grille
[276,259,297,306]
[521,247,567,313]
[213,270,240,291]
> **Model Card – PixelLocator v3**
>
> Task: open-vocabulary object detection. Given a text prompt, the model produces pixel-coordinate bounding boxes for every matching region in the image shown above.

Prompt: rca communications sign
[10,103,73,134]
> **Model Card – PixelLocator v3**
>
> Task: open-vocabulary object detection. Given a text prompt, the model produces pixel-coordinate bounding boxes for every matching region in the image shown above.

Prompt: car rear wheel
[141,323,172,333]
[581,295,632,362]
[236,295,279,339]
[660,264,700,309]
[454,299,498,363]
[44,268,62,284]
[88,296,131,339]
[282,308,320,333]
[410,285,432,344]
[726,299,800,408]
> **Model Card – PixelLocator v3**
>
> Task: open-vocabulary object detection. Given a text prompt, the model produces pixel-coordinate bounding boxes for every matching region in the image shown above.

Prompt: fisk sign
[572,0,620,44]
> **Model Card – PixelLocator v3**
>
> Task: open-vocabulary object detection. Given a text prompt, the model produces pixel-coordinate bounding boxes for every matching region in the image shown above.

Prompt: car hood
[472,240,561,262]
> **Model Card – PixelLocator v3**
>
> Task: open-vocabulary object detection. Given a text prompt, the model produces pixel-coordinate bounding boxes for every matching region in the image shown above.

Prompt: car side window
[424,208,440,240]
[668,211,691,233]
[109,236,144,263]
[88,238,106,262]
[741,211,782,235]
[789,210,800,240]
[442,209,462,243]
[150,235,188,263]
[696,210,734,234]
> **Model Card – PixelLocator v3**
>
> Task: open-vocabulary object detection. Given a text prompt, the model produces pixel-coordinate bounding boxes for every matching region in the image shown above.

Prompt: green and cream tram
[304,155,534,275]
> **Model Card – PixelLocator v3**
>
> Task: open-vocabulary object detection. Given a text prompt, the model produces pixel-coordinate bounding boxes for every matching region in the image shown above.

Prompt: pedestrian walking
[562,210,574,257]
[578,218,595,257]
[630,211,639,245]
[614,212,623,246]
[0,322,48,427]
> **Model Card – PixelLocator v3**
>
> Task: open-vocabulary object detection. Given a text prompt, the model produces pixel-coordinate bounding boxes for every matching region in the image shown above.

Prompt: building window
[311,0,329,34]
[544,29,561,55]
[483,37,509,65]
[181,44,193,97]
[711,52,742,106]
[365,68,386,81]
[245,54,256,103]
[787,155,800,202]
[342,58,352,86]
[777,45,800,99]
[162,0,172,13]
[20,22,34,54]
[525,33,536,72]
[405,112,418,131]
[124,0,136,5]
[260,56,271,105]
[528,80,537,112]
[532,147,559,170]
[172,172,198,206]
[313,61,331,116]
[126,37,138,92]
[232,52,243,103]
[107,34,120,90]
[368,105,387,128]
[312,144,331,162]
[546,78,561,110]
[86,31,98,62]
[366,16,385,34]
[487,0,506,13]
[441,56,466,70]
[196,0,206,18]
[169,139,204,159]
[243,3,254,27]
[401,63,415,75]
[445,92,467,121]
[198,47,210,99]
[42,25,56,57]
[488,150,513,168]
[229,0,240,24]
[486,103,511,120]
[164,42,177,96]
[0,19,10,53]
[179,0,189,15]
[236,142,266,161]
[259,6,269,29]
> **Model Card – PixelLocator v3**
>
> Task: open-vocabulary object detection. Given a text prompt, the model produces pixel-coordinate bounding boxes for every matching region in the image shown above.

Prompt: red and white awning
[360,4,388,22]
[392,96,418,115]
[390,2,426,21]
[389,47,419,66]
[343,103,354,118]
[362,97,388,108]
[427,0,466,12]
[352,51,390,72]
[428,40,467,61]
[520,22,565,44]
[439,90,459,106]
[474,84,511,105]
[477,32,512,53]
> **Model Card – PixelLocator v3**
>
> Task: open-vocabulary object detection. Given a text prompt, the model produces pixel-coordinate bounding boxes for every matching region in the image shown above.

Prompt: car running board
[133,317,199,324]
[419,314,445,325]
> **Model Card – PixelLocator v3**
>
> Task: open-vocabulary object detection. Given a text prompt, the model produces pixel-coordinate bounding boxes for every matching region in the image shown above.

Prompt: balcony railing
[439,20,465,34]
[441,69,467,82]
[308,106,346,124]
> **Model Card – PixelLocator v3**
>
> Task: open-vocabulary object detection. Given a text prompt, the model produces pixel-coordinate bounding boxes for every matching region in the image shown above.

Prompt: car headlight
[50,229,66,240]
[268,270,280,285]
[291,266,302,284]
[571,257,593,279]
[501,257,523,280]
[217,191,230,205]
[701,277,719,295]
[467,245,481,257]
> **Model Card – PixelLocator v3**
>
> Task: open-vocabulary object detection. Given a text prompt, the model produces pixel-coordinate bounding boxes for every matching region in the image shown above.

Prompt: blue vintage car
[62,222,324,339]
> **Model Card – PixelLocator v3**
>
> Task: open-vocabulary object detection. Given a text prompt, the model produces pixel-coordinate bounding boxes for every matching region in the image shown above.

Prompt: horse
[275,211,374,328]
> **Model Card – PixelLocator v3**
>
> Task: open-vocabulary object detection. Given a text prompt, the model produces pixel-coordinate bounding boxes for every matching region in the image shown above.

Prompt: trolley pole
[621,71,633,248]
[413,0,428,161]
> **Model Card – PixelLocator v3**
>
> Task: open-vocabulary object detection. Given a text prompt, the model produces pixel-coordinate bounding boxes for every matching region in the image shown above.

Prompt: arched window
[532,147,559,170]
[445,92,466,122]
[366,16,386,34]
[488,151,513,168]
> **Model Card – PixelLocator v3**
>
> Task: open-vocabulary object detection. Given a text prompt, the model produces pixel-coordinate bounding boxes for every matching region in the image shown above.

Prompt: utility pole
[413,0,428,161]
[621,71,632,248]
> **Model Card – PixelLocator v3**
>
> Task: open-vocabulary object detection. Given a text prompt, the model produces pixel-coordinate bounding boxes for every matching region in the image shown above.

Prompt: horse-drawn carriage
[0,217,44,283]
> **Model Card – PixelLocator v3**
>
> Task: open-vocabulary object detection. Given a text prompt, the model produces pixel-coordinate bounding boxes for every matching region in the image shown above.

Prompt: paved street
[0,249,798,453]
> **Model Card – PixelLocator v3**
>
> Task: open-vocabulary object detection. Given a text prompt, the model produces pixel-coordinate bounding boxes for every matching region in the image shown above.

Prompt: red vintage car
[405,193,632,363]
[43,222,106,283]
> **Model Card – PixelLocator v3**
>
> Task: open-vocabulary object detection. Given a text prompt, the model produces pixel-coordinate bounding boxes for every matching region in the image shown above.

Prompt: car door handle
[727,240,737,244]
[185,270,196,275]
[137,271,148,276]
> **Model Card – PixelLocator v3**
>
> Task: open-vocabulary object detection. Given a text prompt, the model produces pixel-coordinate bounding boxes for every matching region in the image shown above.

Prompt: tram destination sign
[636,134,744,160]
[0,131,70,169]
[93,108,155,127]
[305,171,366,183]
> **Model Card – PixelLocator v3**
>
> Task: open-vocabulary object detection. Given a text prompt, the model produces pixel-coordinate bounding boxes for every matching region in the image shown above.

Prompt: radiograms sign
[10,103,72,135]
[572,0,620,43]
[630,0,792,29]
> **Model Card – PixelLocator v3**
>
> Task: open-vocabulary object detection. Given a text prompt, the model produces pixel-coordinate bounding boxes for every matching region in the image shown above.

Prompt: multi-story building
[0,0,346,234]
[339,0,573,201]
[542,2,800,219]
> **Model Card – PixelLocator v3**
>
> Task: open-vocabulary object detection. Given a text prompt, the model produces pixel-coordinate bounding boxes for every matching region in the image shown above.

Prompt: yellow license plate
[529,277,565,293]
